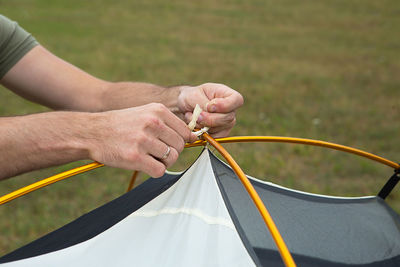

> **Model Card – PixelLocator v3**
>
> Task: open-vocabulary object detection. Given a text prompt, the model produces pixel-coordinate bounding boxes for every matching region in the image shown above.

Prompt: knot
[193,127,210,137]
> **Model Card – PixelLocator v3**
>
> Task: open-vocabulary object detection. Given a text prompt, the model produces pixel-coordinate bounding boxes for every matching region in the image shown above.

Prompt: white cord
[188,104,209,136]
[193,127,210,137]
[188,104,202,130]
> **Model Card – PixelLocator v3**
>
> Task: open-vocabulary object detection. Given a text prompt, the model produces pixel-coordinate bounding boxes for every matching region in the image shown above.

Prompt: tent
[0,135,399,266]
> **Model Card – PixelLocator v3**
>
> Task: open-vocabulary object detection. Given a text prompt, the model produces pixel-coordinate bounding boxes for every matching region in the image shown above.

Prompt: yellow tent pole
[202,133,296,267]
[0,162,104,206]
[1,136,398,206]
[187,136,400,170]
[126,170,140,192]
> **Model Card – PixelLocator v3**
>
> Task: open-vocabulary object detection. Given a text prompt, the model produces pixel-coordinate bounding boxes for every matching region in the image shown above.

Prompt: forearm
[1,45,187,115]
[99,82,185,116]
[0,112,92,180]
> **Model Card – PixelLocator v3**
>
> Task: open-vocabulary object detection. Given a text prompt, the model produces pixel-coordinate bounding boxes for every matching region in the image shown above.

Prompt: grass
[0,0,399,255]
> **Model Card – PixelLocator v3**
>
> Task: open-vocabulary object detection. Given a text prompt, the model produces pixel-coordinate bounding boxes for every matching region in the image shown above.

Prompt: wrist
[78,111,111,162]
[162,85,186,118]
[175,85,193,119]
[65,111,114,162]
[34,112,93,161]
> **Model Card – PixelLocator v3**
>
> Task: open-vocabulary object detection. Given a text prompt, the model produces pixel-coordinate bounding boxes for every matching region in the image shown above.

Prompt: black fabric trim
[254,247,400,267]
[378,169,400,199]
[0,172,182,263]
[208,151,263,267]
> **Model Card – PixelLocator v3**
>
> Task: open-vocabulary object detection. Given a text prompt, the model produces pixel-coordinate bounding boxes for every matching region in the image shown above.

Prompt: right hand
[88,103,197,177]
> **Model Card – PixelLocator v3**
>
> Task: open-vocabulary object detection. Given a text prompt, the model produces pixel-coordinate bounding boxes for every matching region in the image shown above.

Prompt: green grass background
[0,0,399,255]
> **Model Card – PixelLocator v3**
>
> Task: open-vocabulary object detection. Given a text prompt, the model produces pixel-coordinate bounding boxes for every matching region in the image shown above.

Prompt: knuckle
[126,149,140,163]
[151,103,167,113]
[148,102,160,109]
[136,133,148,143]
[144,115,162,129]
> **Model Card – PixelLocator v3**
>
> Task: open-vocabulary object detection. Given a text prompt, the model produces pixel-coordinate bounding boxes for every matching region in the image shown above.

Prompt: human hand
[88,103,197,177]
[177,83,244,138]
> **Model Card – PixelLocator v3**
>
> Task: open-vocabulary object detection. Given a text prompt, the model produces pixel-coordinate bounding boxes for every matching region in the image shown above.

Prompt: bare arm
[1,46,107,112]
[1,45,182,113]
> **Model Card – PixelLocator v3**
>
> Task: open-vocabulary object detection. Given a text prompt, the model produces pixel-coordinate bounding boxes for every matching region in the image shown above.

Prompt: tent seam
[128,208,235,230]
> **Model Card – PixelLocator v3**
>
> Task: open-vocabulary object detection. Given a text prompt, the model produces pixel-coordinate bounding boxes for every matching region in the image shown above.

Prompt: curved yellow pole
[127,170,140,192]
[1,136,398,206]
[0,162,104,206]
[187,136,400,170]
[203,133,296,267]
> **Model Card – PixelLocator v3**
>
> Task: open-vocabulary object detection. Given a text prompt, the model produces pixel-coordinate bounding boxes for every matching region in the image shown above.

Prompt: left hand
[177,83,244,138]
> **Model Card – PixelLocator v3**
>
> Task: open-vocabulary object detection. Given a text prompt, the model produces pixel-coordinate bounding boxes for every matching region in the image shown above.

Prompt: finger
[206,117,236,137]
[184,112,193,124]
[184,111,205,128]
[158,110,198,143]
[207,126,234,138]
[146,138,180,167]
[198,111,236,128]
[146,138,173,159]
[155,122,186,153]
[159,146,179,169]
[145,103,197,143]
[206,92,244,114]
[139,154,167,178]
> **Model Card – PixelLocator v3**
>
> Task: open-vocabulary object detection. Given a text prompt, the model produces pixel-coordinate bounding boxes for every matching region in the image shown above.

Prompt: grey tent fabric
[210,152,400,266]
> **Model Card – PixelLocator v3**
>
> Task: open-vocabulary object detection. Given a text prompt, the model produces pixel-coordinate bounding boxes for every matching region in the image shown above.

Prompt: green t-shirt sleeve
[0,15,39,79]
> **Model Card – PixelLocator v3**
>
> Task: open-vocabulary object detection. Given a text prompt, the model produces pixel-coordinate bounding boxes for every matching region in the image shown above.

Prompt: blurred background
[0,0,399,255]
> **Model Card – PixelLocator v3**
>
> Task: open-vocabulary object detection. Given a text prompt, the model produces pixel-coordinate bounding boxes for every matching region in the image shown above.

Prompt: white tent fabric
[2,150,256,267]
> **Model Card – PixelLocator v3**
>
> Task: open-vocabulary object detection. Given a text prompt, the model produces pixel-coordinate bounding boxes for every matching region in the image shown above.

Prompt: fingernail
[209,104,216,112]
[197,114,204,122]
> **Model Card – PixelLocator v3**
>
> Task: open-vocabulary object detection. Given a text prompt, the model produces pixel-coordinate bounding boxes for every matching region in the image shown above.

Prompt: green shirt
[0,15,38,79]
